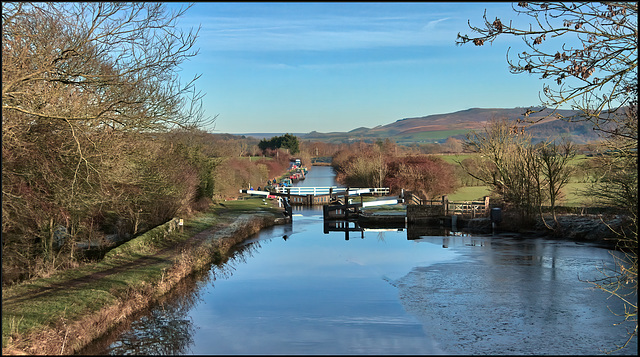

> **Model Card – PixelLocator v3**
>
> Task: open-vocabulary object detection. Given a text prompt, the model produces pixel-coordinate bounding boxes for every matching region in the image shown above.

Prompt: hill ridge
[301,107,602,144]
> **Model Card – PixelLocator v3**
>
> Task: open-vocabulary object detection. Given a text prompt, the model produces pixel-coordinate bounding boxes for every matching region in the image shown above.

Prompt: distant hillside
[301,107,607,144]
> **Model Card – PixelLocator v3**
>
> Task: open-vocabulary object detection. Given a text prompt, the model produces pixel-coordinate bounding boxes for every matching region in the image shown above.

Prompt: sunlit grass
[435,153,477,164]
[448,186,491,201]
[1,197,283,350]
[446,183,593,207]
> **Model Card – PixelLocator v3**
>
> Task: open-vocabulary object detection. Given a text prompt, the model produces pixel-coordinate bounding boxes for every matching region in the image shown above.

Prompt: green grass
[448,186,491,201]
[2,197,283,350]
[435,153,597,206]
[226,196,283,214]
[557,182,598,207]
[435,153,477,165]
[444,182,595,206]
[394,129,469,143]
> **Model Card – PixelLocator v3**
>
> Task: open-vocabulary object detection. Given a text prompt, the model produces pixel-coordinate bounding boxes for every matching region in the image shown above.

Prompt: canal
[81,166,637,355]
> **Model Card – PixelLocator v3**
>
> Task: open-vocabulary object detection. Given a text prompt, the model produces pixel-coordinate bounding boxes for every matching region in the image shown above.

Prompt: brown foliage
[385,155,459,199]
[332,143,458,198]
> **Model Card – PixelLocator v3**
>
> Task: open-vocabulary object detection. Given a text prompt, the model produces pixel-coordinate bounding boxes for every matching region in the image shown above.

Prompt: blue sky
[169,2,551,134]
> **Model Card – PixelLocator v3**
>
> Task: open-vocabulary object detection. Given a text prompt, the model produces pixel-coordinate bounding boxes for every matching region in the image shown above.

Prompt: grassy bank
[2,197,286,355]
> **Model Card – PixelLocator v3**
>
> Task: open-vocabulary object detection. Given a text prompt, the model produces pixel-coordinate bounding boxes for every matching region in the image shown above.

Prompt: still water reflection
[81,166,636,355]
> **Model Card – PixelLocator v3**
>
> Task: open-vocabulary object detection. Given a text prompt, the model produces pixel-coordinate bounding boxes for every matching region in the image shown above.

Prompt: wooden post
[442,195,448,215]
[286,188,292,219]
[345,188,349,221]
[484,196,490,216]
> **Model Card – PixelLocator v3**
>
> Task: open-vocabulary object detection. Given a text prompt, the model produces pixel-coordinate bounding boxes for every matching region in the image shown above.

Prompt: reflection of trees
[109,241,266,354]
[107,295,197,355]
[213,240,264,280]
[81,238,267,354]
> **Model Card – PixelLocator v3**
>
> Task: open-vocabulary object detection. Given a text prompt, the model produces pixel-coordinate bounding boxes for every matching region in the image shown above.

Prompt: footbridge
[274,186,389,196]
[239,186,393,207]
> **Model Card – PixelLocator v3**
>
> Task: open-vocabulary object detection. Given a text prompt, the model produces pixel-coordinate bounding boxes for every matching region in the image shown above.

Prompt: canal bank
[80,202,637,355]
[75,165,637,355]
[2,199,287,355]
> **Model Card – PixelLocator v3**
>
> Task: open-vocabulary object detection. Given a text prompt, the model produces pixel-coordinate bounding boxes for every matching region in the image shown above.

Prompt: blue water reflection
[186,213,457,354]
[82,166,637,355]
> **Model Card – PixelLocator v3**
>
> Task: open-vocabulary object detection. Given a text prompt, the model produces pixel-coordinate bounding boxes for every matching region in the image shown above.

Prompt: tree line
[2,4,636,347]
[0,3,295,285]
[258,133,300,154]
[458,2,636,349]
[330,140,459,199]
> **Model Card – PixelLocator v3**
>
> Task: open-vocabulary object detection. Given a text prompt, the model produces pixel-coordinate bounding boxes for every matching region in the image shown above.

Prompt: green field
[304,129,471,144]
[434,153,476,164]
[447,186,491,201]
[446,184,592,206]
[368,152,596,206]
[394,129,470,143]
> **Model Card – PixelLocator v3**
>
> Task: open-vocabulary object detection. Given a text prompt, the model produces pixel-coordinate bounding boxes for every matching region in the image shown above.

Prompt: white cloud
[192,12,461,52]
[423,17,452,31]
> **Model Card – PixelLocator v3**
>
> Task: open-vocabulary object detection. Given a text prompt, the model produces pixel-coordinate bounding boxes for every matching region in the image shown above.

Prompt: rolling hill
[300,107,607,144]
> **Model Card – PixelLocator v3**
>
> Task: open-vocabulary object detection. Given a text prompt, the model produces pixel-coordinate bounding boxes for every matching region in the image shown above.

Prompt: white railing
[275,186,337,195]
[239,189,271,196]
[274,186,390,196]
[361,198,402,207]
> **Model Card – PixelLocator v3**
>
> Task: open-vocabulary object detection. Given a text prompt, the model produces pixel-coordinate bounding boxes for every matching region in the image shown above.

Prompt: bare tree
[2,2,211,281]
[456,2,637,136]
[2,2,211,131]
[538,139,576,223]
[457,3,637,349]
[463,117,545,222]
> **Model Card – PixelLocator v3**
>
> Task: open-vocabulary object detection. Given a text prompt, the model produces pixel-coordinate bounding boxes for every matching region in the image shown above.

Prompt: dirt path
[2,208,287,355]
[2,213,237,309]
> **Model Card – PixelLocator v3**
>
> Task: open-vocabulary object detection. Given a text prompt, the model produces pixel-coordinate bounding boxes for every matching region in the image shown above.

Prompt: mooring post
[286,188,292,219]
[345,188,349,221]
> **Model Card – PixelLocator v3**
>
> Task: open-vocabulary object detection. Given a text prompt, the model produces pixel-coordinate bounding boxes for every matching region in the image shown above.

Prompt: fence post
[345,188,350,221]
[442,195,449,215]
[484,196,490,215]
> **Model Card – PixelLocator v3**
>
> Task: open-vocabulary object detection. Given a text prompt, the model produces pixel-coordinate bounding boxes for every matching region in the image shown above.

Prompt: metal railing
[274,186,389,196]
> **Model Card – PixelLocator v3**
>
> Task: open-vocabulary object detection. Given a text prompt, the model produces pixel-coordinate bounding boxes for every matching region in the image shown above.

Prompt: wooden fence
[404,191,490,218]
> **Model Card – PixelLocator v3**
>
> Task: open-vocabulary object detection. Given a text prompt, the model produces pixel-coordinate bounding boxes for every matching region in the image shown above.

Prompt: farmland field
[394,129,469,143]
[435,153,476,164]
[448,186,490,201]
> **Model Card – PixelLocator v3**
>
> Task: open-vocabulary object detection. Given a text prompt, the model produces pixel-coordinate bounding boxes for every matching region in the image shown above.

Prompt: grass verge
[2,197,285,355]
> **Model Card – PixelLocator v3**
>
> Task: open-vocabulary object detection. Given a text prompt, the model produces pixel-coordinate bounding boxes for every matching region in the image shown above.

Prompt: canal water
[81,166,637,355]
